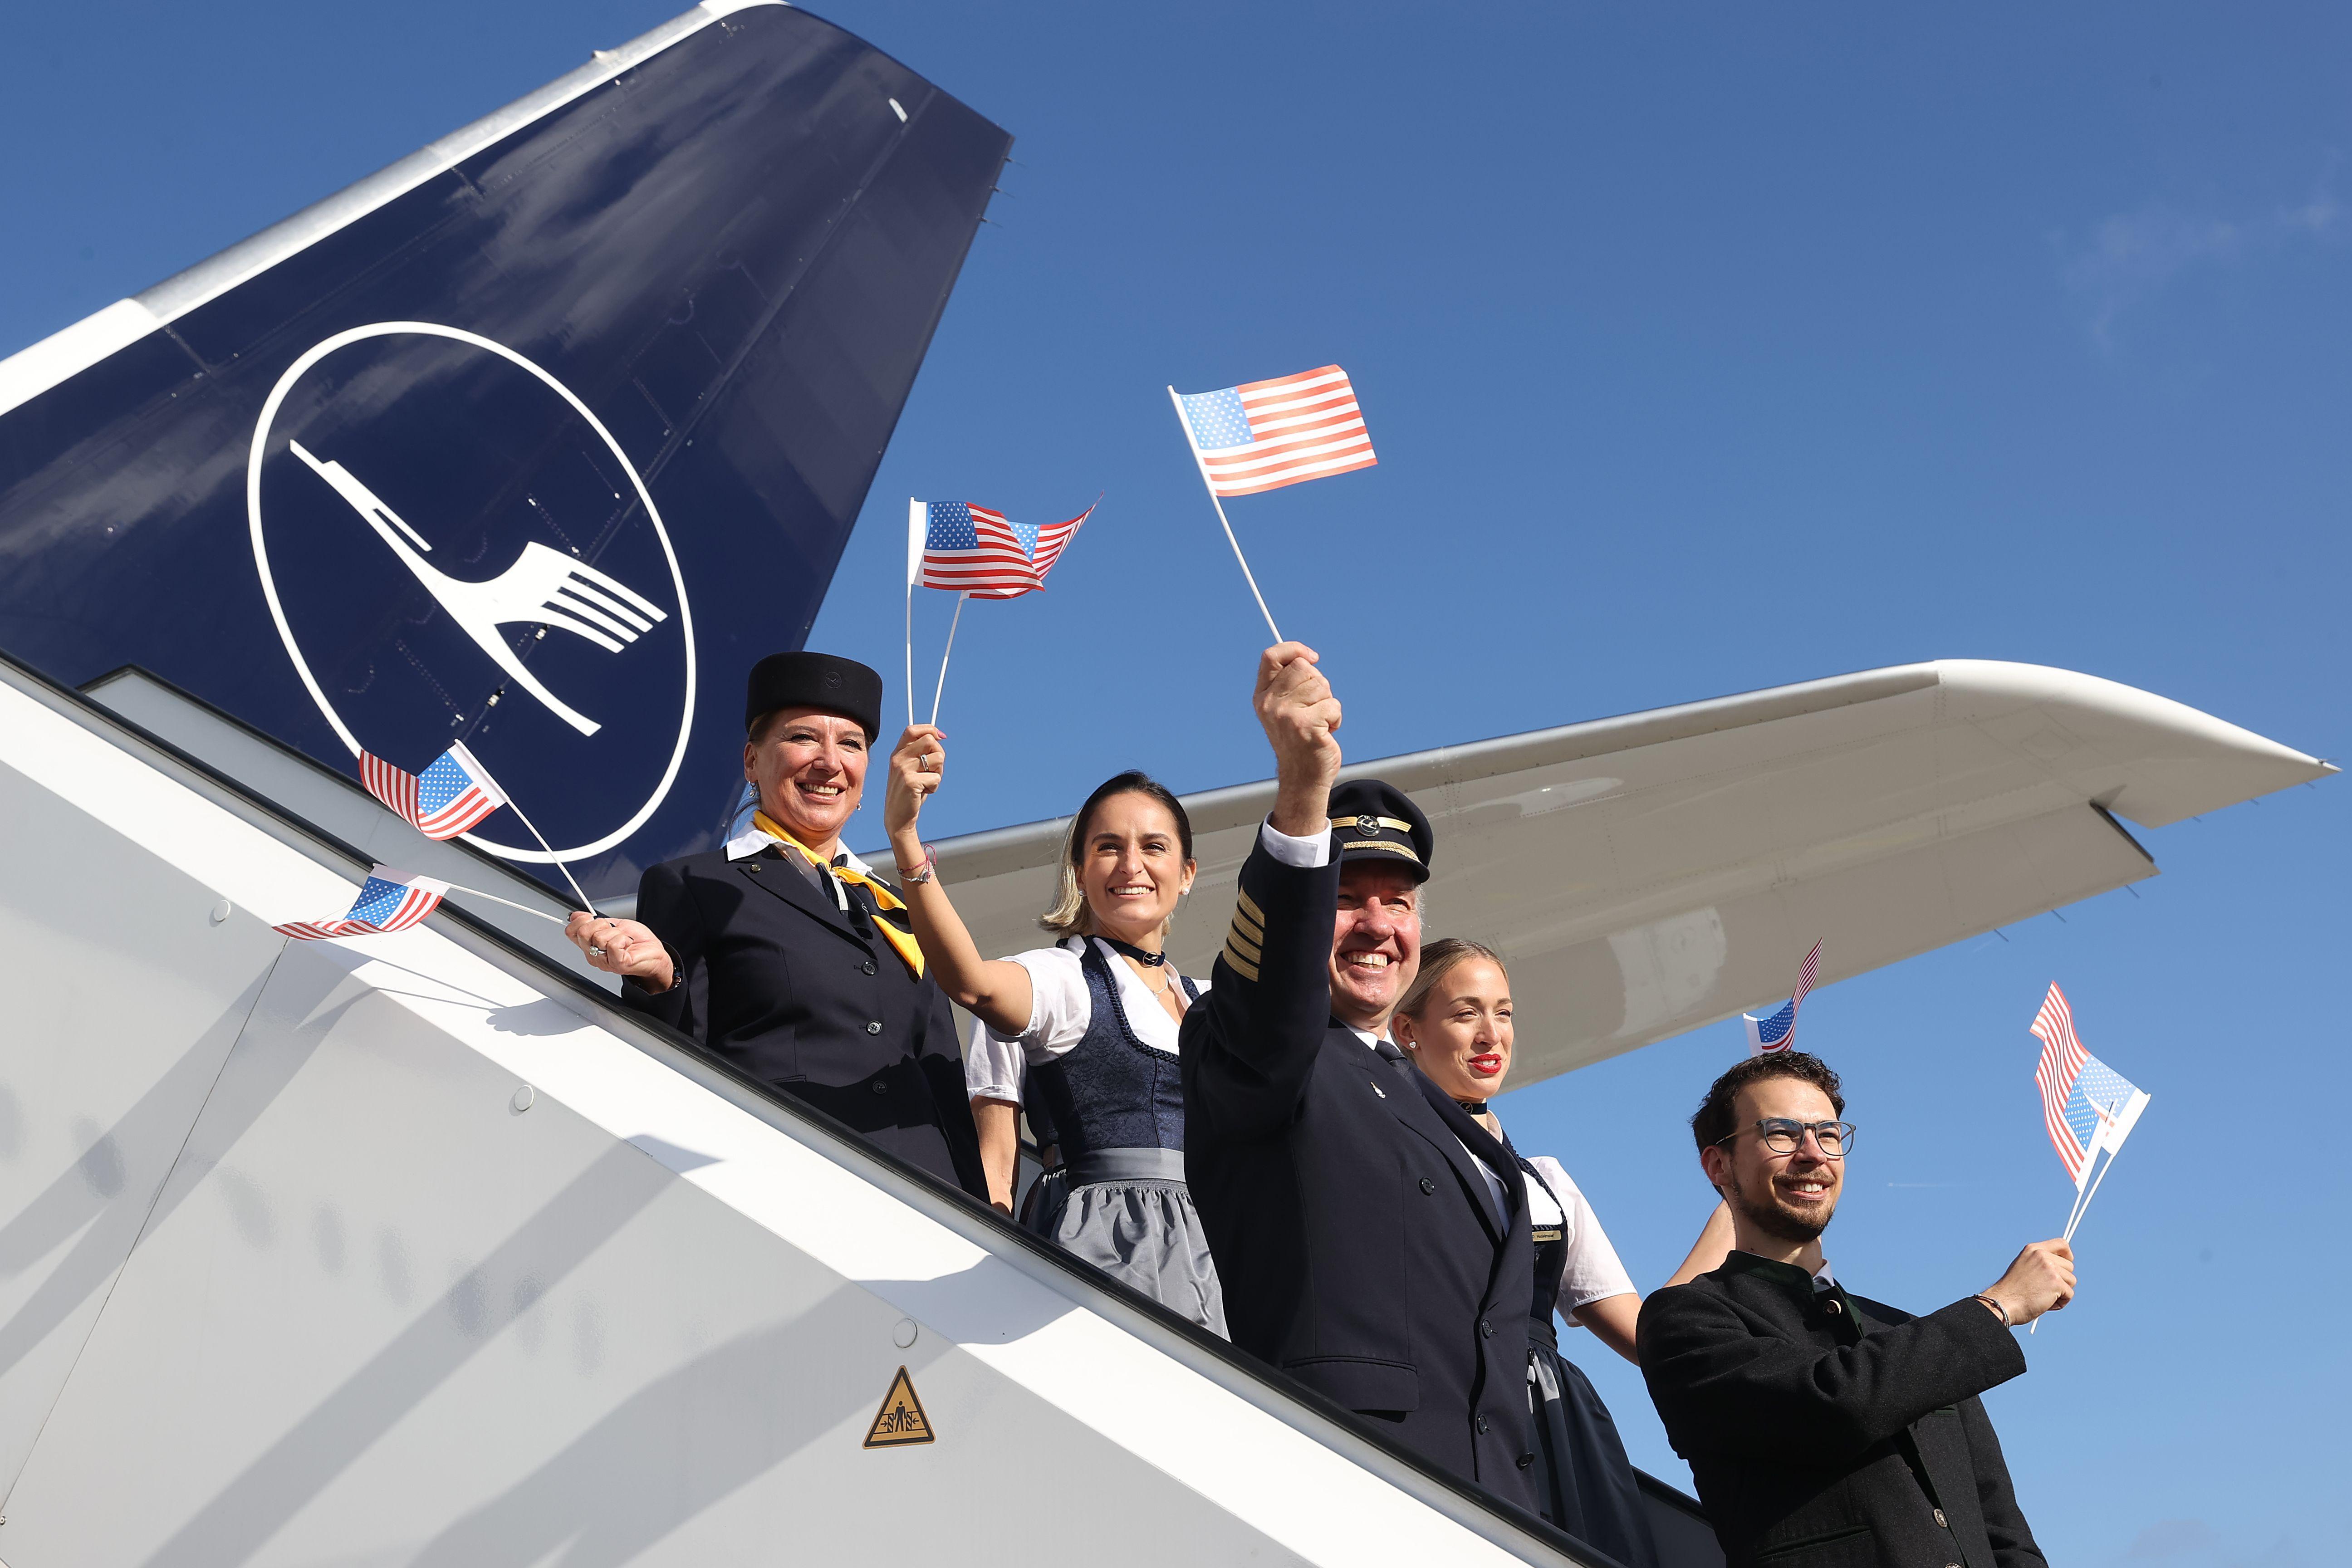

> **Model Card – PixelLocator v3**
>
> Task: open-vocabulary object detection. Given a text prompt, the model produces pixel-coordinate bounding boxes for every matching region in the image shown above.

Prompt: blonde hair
[1396,937,1506,1022]
[1038,771,1196,937]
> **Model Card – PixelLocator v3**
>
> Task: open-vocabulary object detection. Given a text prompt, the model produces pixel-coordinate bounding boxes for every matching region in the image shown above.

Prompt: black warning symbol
[862,1365,936,1448]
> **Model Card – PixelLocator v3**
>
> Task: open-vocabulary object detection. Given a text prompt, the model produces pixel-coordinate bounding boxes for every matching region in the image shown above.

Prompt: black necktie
[1370,1037,1416,1075]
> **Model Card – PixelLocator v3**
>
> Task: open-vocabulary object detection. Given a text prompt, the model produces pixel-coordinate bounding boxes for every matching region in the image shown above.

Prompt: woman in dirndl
[882,730,1225,1336]
[1394,938,1671,1567]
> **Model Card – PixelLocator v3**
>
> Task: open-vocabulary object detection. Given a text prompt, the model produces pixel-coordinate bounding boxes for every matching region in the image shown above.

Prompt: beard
[1726,1168,1838,1245]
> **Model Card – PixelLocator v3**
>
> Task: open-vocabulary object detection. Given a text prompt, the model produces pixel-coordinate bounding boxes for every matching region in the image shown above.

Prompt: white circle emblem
[245,321,696,864]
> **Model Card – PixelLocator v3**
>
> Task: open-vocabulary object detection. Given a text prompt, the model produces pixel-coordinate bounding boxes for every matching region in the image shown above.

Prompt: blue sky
[6,3,2346,1562]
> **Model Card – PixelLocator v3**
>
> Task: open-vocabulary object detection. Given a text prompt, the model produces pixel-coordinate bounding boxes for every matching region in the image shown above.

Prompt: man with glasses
[1638,1052,2070,1568]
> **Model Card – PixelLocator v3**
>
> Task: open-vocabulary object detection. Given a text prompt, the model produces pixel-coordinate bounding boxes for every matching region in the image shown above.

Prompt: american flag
[1175,365,1377,497]
[2031,982,2150,1191]
[358,742,507,839]
[914,499,1095,599]
[273,867,449,941]
[1744,939,1823,1056]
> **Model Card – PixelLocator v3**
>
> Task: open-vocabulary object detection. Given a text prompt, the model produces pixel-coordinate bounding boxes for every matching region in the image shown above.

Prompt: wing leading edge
[912,660,2332,1088]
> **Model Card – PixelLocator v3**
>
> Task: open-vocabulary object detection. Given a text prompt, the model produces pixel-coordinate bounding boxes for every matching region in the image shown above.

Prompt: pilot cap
[745,652,884,741]
[1329,779,1432,883]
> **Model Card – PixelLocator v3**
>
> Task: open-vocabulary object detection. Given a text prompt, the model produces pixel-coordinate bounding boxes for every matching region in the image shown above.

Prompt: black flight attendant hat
[744,651,885,741]
[1328,779,1433,883]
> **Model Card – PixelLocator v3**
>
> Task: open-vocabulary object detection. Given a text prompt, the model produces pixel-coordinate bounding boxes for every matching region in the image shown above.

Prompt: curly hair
[1690,1051,1845,1154]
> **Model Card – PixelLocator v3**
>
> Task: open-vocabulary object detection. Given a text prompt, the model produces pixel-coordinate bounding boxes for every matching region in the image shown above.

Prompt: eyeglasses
[1715,1118,1855,1158]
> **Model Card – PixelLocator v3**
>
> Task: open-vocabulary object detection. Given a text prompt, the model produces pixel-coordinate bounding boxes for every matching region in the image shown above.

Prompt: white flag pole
[439,881,568,923]
[1167,385,1282,644]
[905,500,925,729]
[497,790,599,917]
[930,592,968,728]
[2062,1098,2144,1244]
[2033,1090,2148,1333]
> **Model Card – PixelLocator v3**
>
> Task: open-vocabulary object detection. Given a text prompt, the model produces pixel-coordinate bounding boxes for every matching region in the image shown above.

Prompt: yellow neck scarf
[752,811,924,979]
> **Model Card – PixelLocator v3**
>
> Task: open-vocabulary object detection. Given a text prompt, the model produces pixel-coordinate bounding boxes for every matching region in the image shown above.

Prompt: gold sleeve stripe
[1231,904,1264,944]
[1221,939,1261,982]
[1224,924,1262,964]
[1235,887,1265,926]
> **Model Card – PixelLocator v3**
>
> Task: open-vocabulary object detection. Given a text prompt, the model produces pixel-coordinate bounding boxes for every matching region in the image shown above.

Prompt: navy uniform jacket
[623,844,987,1200]
[1639,1254,2045,1568]
[1179,831,1539,1510]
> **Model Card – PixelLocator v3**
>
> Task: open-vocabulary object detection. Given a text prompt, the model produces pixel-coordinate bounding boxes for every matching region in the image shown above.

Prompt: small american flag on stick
[1174,365,1377,497]
[2031,982,2151,1196]
[914,500,1096,599]
[2031,983,2094,1185]
[1744,939,1823,1056]
[358,742,506,840]
[273,867,449,941]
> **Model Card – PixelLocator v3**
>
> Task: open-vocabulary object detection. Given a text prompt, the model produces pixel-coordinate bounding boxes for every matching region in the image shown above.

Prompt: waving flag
[1025,499,1094,585]
[358,742,506,839]
[273,867,449,941]
[1744,939,1823,1056]
[2031,982,2151,1193]
[1174,365,1377,497]
[914,499,1097,599]
[916,501,1033,596]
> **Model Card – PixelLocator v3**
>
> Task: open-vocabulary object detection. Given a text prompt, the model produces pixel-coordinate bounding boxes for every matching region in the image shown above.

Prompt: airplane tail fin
[0,1,1009,896]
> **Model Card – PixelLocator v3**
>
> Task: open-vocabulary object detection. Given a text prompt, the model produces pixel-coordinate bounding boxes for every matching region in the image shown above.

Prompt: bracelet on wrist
[1973,1293,2011,1328]
[896,844,936,885]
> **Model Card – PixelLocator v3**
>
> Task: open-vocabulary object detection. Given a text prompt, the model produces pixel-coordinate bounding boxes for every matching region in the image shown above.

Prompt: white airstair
[0,653,1659,1567]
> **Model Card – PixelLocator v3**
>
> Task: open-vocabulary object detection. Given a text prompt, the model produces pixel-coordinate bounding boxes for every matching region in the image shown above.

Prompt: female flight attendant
[1395,939,1727,1566]
[564,652,987,1201]
[882,728,1224,1335]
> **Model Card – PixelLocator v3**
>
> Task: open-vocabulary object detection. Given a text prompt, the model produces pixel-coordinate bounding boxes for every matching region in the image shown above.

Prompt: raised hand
[565,911,674,992]
[884,724,946,857]
[1255,642,1343,836]
[1980,1239,2077,1326]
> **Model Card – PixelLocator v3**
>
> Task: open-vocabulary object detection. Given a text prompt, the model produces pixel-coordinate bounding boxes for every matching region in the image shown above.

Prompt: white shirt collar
[1812,1258,1837,1292]
[724,826,875,912]
[722,826,873,877]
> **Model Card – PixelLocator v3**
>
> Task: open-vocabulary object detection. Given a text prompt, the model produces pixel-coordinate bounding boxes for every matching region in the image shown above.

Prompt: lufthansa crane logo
[246,321,697,865]
[285,440,666,737]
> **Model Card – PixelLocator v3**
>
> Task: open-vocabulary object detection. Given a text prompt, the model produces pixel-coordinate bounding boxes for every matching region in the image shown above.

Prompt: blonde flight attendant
[883,730,1224,1335]
[1396,938,1730,1563]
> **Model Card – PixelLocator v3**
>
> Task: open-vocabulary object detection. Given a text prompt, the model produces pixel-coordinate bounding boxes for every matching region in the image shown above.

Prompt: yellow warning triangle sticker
[862,1364,936,1448]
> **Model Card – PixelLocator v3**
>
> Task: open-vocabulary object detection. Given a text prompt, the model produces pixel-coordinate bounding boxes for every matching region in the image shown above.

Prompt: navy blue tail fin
[0,1,1007,897]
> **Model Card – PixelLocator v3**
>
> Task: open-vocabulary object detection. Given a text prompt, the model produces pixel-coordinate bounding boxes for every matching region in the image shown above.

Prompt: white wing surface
[910,660,2332,1087]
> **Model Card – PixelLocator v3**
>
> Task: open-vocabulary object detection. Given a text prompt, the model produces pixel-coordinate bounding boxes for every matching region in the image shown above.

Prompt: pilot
[1179,642,1539,1511]
[564,652,986,1200]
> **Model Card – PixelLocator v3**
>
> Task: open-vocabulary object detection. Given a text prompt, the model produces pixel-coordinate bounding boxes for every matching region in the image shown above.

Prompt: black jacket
[623,844,986,1200]
[1179,830,1539,1509]
[1639,1253,2046,1568]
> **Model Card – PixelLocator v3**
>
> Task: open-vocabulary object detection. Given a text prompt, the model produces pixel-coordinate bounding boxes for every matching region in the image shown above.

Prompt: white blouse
[962,936,1210,1105]
[1522,1154,1637,1314]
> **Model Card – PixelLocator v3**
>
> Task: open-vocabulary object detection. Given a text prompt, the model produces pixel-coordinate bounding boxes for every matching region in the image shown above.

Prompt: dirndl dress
[1020,940,1225,1336]
[1517,1151,1661,1568]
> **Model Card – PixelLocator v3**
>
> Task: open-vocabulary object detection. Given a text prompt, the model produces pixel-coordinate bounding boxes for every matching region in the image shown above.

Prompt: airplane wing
[915,659,2332,1086]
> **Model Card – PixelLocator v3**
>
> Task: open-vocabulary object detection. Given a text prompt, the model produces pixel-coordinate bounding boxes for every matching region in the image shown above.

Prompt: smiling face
[1329,863,1422,1034]
[743,706,869,851]
[1394,956,1513,1102]
[1077,791,1195,946]
[1702,1076,1845,1246]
